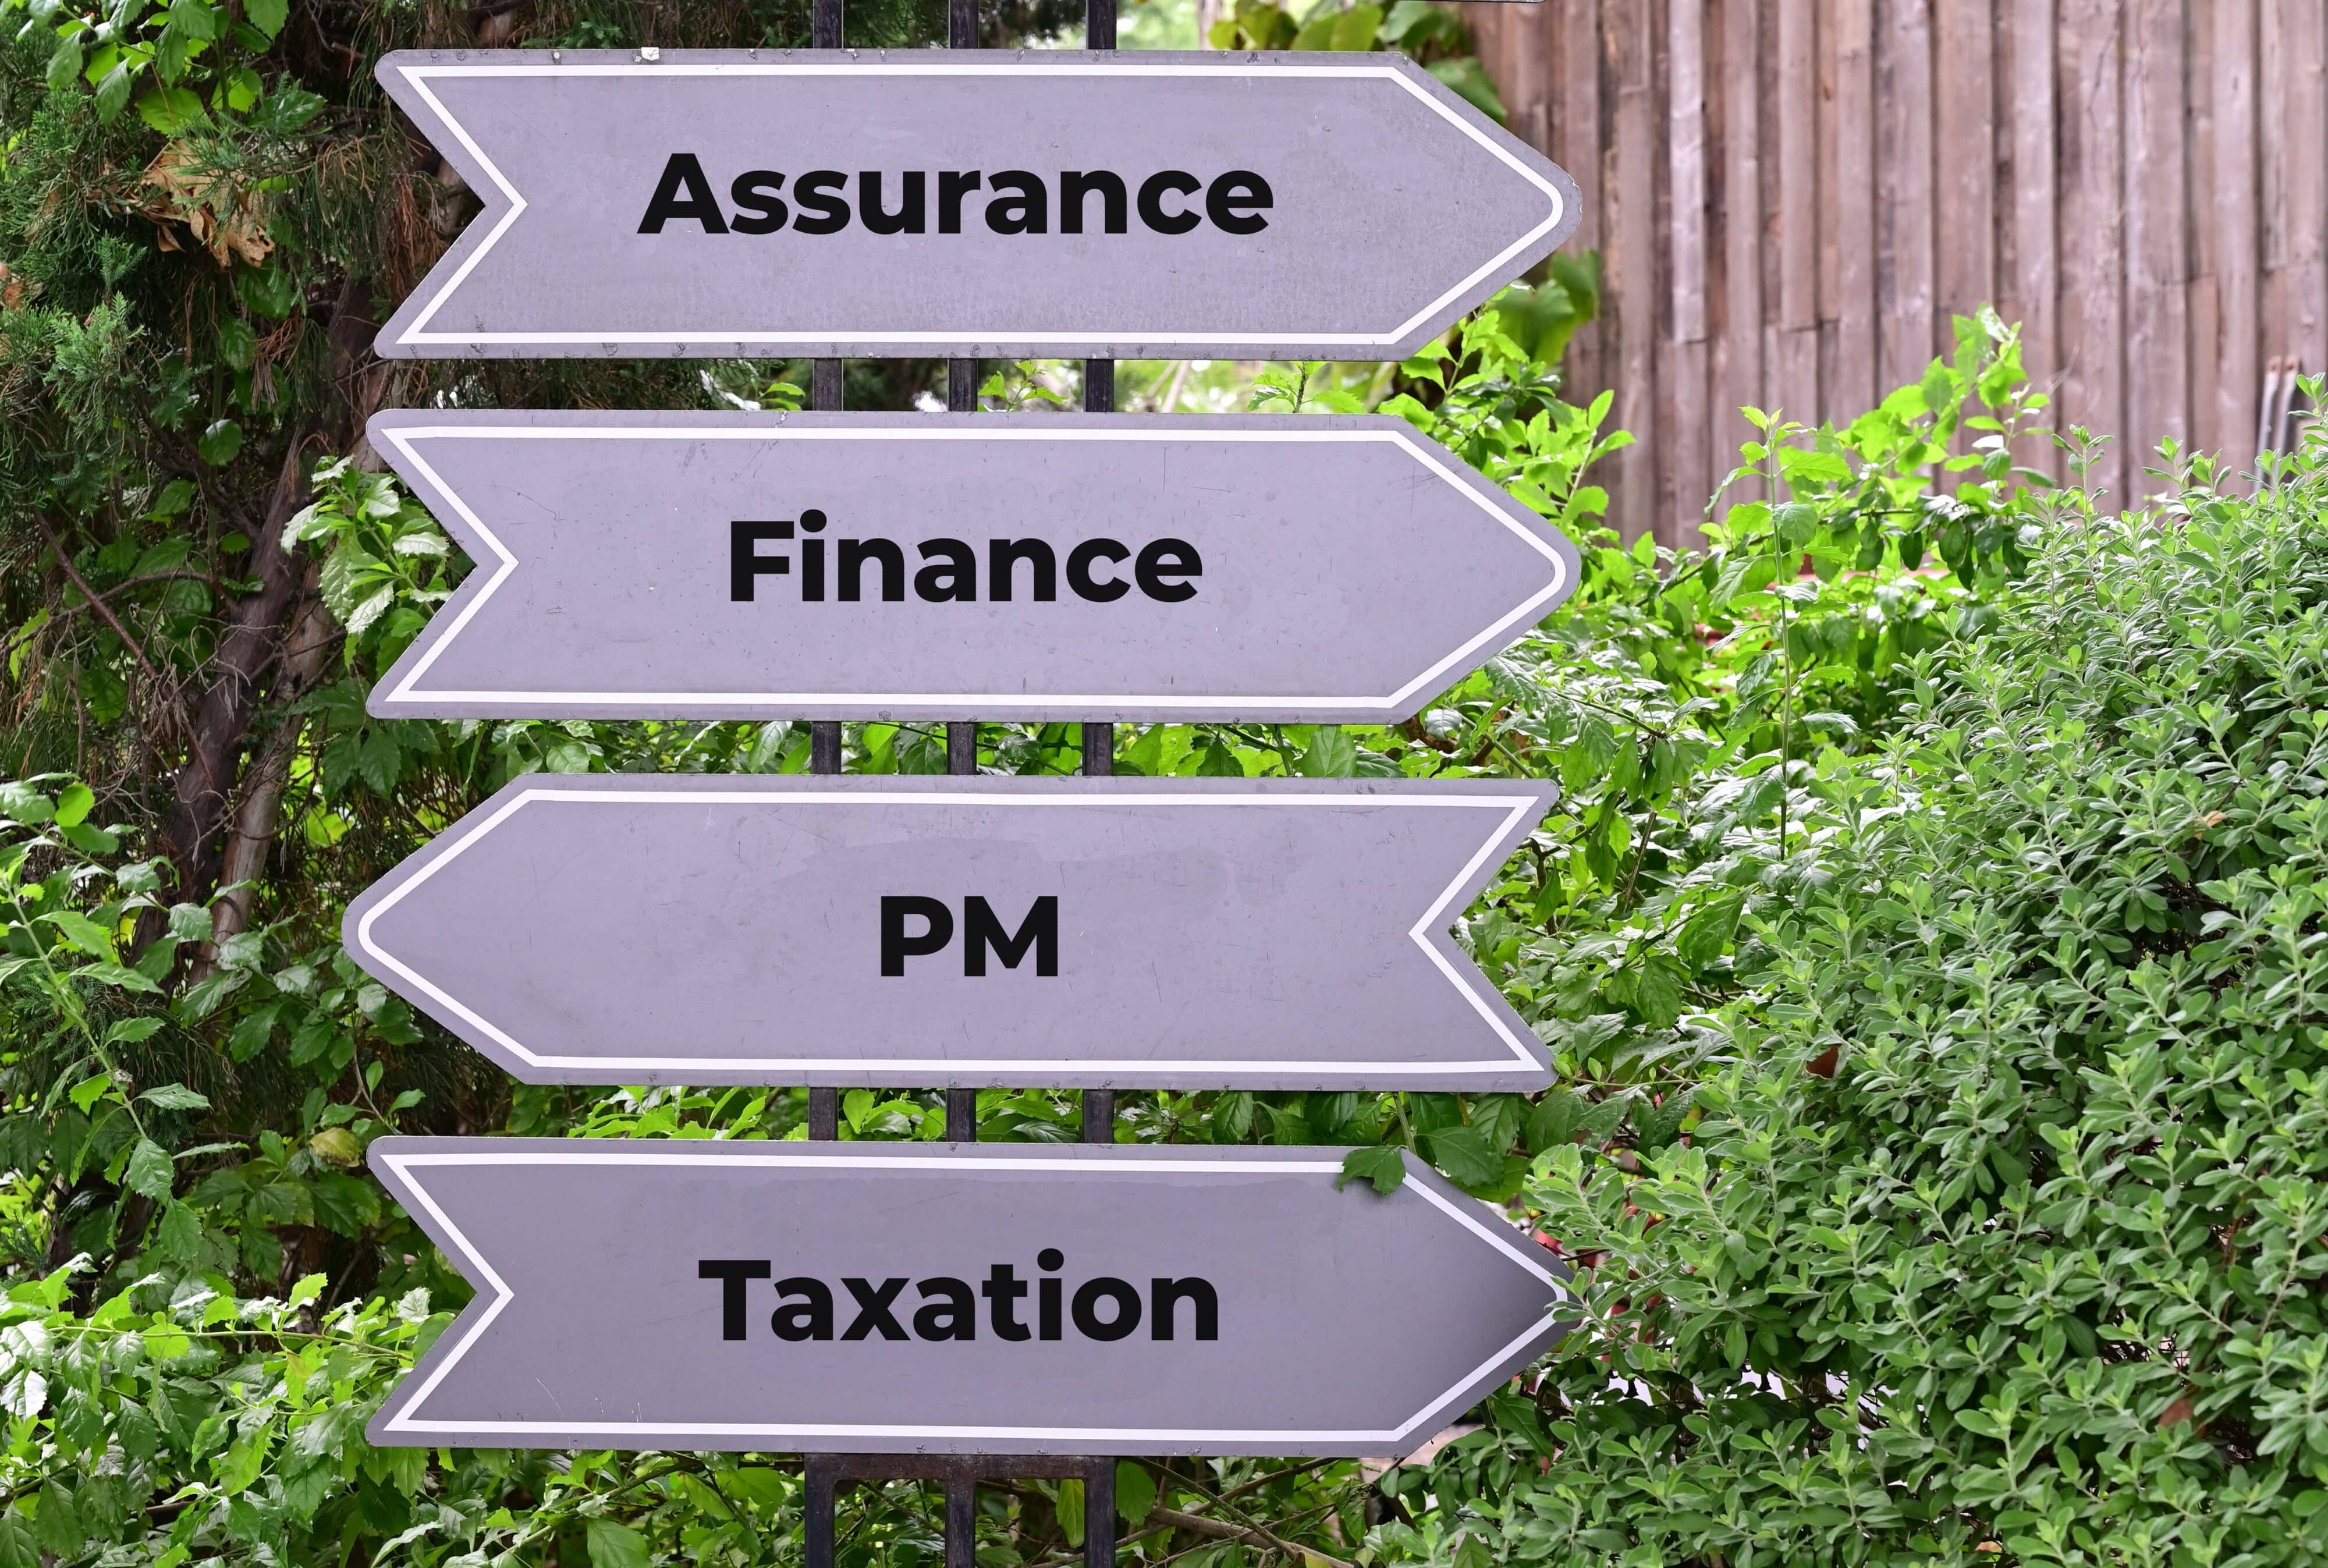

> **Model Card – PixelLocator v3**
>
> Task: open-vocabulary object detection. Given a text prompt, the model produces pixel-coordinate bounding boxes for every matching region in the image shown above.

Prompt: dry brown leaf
[139,144,274,268]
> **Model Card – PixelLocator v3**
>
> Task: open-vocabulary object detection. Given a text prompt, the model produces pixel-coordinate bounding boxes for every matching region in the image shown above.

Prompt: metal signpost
[358,9,1582,1565]
[364,410,1582,723]
[371,51,1580,362]
[342,775,1557,1090]
[365,1140,1567,1455]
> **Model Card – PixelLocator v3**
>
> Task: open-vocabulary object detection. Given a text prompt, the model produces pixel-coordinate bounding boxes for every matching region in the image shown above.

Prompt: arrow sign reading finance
[374,49,1580,360]
[368,411,1580,723]
[344,776,1556,1090]
[368,1139,1566,1455]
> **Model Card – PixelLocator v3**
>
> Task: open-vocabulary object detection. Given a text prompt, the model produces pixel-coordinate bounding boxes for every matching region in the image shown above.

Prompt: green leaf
[73,960,164,994]
[1296,726,1357,778]
[69,1074,114,1113]
[585,1518,651,1568]
[1114,1460,1158,1530]
[42,909,116,960]
[1422,1125,1504,1186]
[1337,1145,1405,1195]
[138,1083,210,1111]
[198,418,244,467]
[243,0,288,35]
[123,1137,174,1200]
[44,36,86,91]
[93,61,134,122]
[136,85,205,132]
[51,782,93,828]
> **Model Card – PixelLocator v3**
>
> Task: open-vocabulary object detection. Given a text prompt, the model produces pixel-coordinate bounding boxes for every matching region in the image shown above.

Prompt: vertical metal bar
[1079,0,1120,1552]
[805,1456,839,1568]
[943,0,978,781]
[947,721,978,774]
[814,0,844,47]
[949,0,978,48]
[1084,1457,1116,1568]
[945,1470,977,1568]
[947,1087,979,1141]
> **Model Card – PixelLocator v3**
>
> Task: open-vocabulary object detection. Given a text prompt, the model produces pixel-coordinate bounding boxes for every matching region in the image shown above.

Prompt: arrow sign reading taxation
[343,776,1557,1091]
[374,50,1580,360]
[367,411,1580,723]
[367,1139,1566,1455]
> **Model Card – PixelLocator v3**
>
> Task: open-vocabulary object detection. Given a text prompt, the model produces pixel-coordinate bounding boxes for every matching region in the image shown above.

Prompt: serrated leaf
[123,1137,173,1200]
[137,1083,209,1111]
[1337,1145,1406,1195]
[585,1518,650,1568]
[136,84,205,132]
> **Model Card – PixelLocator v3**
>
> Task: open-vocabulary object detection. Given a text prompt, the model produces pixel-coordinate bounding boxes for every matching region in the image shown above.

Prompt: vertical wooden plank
[2187,5,2219,459]
[1933,0,1995,339]
[2124,0,2190,486]
[1772,0,1818,430]
[1877,0,1937,393]
[2057,0,2125,508]
[1611,0,1661,542]
[2213,1,2261,476]
[2273,2,2328,377]
[1555,0,1606,405]
[1666,0,1711,540]
[2006,0,2059,475]
[1504,5,1552,161]
[1832,0,1879,417]
[1720,0,1765,483]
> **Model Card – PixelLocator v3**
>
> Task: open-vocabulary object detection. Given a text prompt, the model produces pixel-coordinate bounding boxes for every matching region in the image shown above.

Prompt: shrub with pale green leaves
[1399,428,2328,1565]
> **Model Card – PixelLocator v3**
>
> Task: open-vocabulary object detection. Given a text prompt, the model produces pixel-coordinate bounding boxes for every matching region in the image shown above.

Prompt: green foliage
[1207,0,1503,120]
[1385,416,2328,1562]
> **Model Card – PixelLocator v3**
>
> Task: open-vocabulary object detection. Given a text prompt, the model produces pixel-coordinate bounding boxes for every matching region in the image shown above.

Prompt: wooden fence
[1460,0,2328,544]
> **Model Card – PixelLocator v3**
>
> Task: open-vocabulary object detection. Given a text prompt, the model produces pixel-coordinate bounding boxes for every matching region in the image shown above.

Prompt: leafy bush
[1390,426,2328,1565]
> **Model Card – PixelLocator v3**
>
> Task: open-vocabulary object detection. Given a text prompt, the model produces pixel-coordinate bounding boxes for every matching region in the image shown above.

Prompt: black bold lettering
[1066,538,1130,602]
[792,171,851,234]
[860,170,926,235]
[981,1262,1031,1341]
[938,170,983,233]
[1151,1277,1218,1341]
[1037,1247,1064,1341]
[985,170,1048,234]
[639,152,728,233]
[1060,170,1128,235]
[729,171,789,234]
[915,538,979,602]
[1135,538,1202,602]
[838,537,907,602]
[964,895,1057,977]
[1137,171,1202,235]
[841,1276,911,1341]
[989,538,1057,602]
[914,1278,977,1341]
[1205,171,1272,235]
[730,520,793,601]
[881,895,954,975]
[800,509,828,601]
[772,1276,835,1342]
[698,1259,772,1340]
[1073,1278,1142,1341]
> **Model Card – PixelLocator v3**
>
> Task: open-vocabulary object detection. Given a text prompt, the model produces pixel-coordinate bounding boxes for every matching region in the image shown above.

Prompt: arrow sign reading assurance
[343,776,1557,1091]
[374,49,1580,360]
[367,1138,1566,1455]
[366,411,1581,723]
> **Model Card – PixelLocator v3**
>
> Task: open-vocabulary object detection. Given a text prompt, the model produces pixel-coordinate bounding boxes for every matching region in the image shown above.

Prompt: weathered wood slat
[2124,0,2189,492]
[1832,0,1880,417]
[1935,0,1995,340]
[1771,0,1818,431]
[2210,0,2261,475]
[1666,0,1711,542]
[2056,0,2125,507]
[1878,0,1937,393]
[1719,0,1764,492]
[1610,0,1660,542]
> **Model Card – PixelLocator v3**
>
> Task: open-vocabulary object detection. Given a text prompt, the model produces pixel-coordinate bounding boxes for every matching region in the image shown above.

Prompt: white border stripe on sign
[387,59,1568,350]
[374,423,1573,713]
[351,788,1548,1077]
[375,1146,1567,1445]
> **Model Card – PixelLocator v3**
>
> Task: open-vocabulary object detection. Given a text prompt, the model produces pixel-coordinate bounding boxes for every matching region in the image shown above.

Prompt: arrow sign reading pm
[368,1138,1565,1455]
[374,49,1580,360]
[367,410,1580,723]
[343,776,1556,1091]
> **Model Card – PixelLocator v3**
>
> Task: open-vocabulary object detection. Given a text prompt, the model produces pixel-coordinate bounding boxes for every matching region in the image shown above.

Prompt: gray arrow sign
[365,410,1581,723]
[367,1138,1566,1455]
[373,49,1579,360]
[343,776,1556,1090]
